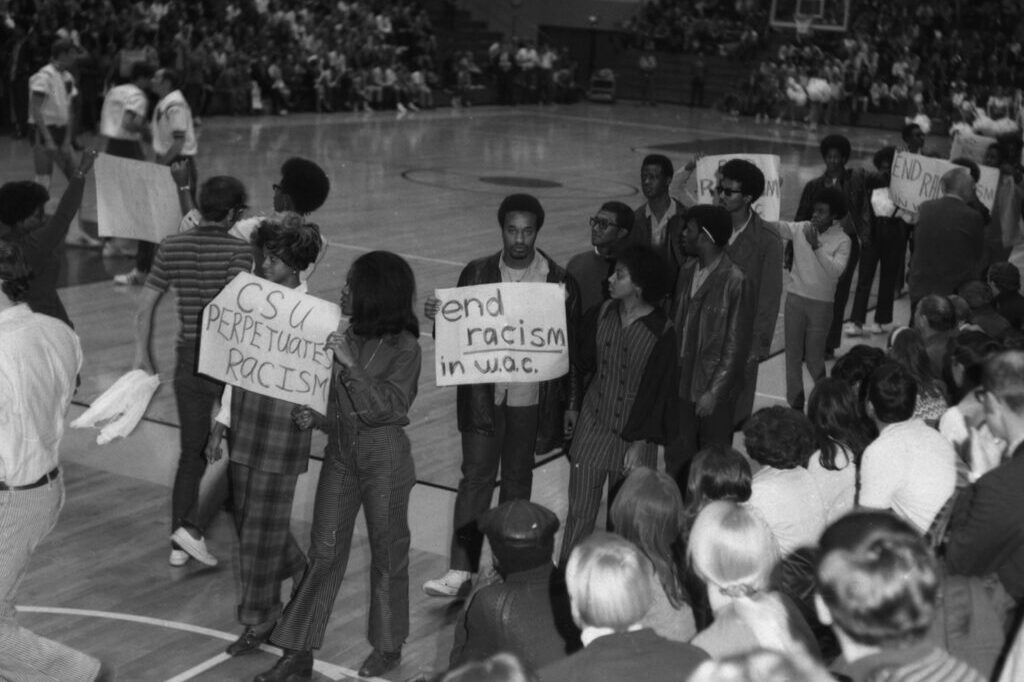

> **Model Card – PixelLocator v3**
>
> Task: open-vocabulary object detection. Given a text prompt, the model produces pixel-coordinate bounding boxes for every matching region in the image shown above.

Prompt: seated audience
[946,350,1024,606]
[806,377,873,523]
[608,467,697,642]
[949,294,976,331]
[538,533,707,682]
[989,262,1024,330]
[886,326,949,427]
[688,648,834,682]
[938,331,1005,479]
[443,652,536,682]
[859,363,957,535]
[959,280,1013,340]
[449,500,579,670]
[687,501,820,659]
[830,344,886,400]
[816,511,986,682]
[913,295,958,378]
[742,407,828,563]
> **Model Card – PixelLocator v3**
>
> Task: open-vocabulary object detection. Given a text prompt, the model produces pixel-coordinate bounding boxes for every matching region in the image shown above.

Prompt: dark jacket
[629,197,687,280]
[449,563,581,670]
[673,254,754,404]
[454,250,582,454]
[946,442,1024,601]
[908,195,985,301]
[538,628,708,682]
[994,290,1024,330]
[725,212,783,360]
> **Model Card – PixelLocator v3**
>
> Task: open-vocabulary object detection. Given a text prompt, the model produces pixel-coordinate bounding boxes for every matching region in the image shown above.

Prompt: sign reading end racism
[198,272,341,413]
[696,154,782,221]
[890,151,999,213]
[434,282,569,386]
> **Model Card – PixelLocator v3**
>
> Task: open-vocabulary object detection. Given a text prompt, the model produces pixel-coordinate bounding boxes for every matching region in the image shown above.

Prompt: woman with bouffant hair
[688,501,819,659]
[171,213,325,656]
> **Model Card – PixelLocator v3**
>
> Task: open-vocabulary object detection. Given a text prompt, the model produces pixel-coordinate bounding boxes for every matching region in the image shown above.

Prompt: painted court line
[17,606,372,681]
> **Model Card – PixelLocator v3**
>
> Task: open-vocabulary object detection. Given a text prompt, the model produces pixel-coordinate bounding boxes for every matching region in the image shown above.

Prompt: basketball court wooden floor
[0,103,909,680]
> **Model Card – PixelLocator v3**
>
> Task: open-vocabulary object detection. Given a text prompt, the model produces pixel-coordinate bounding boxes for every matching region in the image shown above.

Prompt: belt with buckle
[0,467,60,491]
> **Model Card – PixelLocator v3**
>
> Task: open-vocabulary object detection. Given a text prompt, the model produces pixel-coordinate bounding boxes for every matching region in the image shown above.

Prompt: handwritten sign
[95,153,181,243]
[434,282,569,386]
[949,131,997,164]
[198,272,341,413]
[696,154,782,221]
[889,151,999,213]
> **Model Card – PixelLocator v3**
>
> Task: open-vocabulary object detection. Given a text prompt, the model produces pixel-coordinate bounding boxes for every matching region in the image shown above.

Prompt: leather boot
[253,649,313,682]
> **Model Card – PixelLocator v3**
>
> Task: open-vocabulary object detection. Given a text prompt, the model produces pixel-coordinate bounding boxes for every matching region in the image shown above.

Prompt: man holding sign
[422,193,582,598]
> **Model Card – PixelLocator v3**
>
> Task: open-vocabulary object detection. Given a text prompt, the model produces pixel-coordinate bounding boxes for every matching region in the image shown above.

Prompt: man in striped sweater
[816,512,985,682]
[132,175,253,566]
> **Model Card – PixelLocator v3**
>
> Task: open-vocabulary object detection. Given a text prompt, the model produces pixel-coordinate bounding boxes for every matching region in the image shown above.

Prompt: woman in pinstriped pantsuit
[255,251,421,682]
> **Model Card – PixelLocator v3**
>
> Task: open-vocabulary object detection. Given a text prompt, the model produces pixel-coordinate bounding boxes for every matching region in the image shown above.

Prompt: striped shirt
[832,644,985,682]
[145,226,253,346]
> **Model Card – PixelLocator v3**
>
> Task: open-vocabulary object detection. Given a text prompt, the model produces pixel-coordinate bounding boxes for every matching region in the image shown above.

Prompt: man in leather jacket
[423,193,582,598]
[666,204,754,484]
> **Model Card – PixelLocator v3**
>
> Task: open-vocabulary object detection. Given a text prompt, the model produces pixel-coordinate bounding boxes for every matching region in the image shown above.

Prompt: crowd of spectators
[623,0,768,59]
[0,0,446,133]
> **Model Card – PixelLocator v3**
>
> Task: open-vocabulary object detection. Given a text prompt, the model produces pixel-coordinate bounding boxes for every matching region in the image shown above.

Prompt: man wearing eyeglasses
[947,351,1024,607]
[667,204,754,483]
[567,201,634,317]
[132,175,253,567]
[716,159,783,427]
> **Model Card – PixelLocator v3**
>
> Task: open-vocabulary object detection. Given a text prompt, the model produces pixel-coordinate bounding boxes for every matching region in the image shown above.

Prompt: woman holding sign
[171,214,324,654]
[258,251,421,682]
[558,244,678,565]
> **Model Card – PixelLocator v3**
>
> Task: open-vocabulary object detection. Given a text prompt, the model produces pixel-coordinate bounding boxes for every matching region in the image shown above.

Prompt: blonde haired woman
[687,502,820,660]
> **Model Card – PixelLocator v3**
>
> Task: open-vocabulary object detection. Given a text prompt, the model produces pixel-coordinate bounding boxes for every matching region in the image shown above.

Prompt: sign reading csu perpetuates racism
[696,154,782,221]
[889,151,999,213]
[434,282,569,386]
[198,272,341,413]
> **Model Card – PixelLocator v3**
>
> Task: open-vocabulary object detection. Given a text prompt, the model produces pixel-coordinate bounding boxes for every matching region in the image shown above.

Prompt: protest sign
[949,131,997,164]
[95,153,182,243]
[696,154,782,220]
[198,272,341,413]
[434,282,569,386]
[889,151,999,213]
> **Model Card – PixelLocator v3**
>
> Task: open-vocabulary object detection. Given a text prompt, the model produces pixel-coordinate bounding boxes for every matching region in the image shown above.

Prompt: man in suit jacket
[538,533,707,682]
[946,350,1024,605]
[908,168,986,312]
[666,205,754,483]
[718,159,783,426]
[629,154,686,279]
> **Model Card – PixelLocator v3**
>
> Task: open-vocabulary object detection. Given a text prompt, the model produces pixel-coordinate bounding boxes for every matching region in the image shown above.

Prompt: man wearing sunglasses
[716,159,783,427]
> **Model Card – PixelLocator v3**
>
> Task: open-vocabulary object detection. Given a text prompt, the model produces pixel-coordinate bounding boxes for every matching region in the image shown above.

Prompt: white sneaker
[423,569,472,597]
[865,322,891,334]
[843,322,863,337]
[171,527,219,566]
[169,549,189,567]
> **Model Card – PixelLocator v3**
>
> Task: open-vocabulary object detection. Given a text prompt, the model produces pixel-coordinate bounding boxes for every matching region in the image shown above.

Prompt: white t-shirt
[152,89,197,157]
[748,466,828,556]
[28,64,77,126]
[860,419,957,533]
[100,83,148,140]
[806,446,857,524]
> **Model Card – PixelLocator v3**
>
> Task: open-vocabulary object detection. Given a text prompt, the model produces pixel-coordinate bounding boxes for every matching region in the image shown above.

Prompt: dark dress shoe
[253,650,313,682]
[358,649,401,677]
[227,625,273,656]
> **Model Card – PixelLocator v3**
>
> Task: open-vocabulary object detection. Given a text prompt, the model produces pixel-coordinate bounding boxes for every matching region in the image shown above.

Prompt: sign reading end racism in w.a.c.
[434,282,569,386]
[198,272,342,413]
[890,151,999,213]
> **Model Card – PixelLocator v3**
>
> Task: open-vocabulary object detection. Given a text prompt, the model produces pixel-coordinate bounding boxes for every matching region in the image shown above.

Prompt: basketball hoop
[794,13,814,37]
